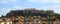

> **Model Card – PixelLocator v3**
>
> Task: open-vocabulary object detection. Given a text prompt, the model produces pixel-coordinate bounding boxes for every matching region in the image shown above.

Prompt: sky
[0,0,60,16]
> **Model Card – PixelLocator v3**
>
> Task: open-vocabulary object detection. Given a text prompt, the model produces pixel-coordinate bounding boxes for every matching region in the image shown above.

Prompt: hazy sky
[0,0,60,16]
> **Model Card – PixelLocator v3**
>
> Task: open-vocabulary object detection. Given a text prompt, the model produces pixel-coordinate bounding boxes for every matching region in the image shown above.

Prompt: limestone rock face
[6,9,54,18]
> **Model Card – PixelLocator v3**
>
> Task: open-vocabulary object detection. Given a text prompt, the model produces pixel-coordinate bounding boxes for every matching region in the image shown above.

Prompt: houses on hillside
[0,8,60,24]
